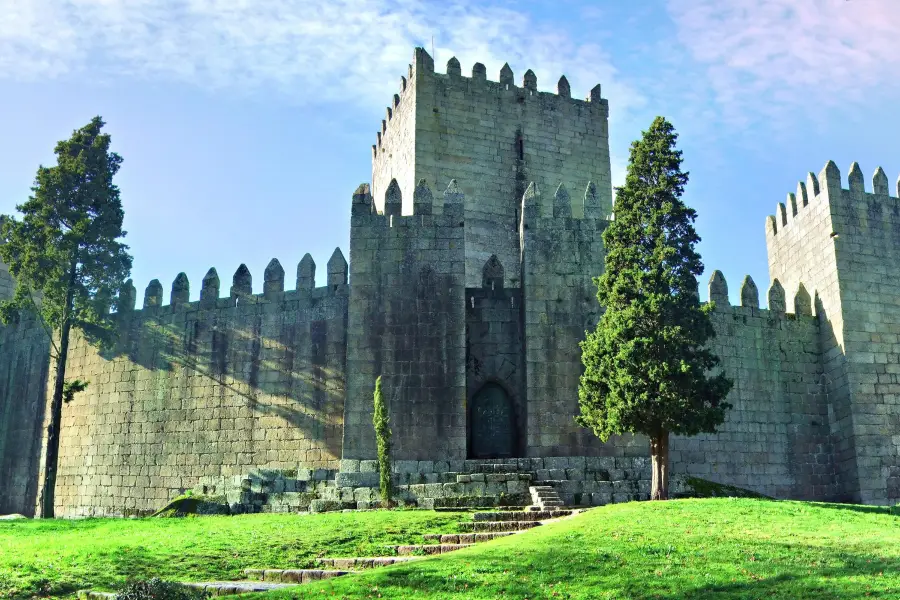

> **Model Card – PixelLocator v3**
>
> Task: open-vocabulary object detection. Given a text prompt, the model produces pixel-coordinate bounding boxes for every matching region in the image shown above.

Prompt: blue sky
[1,0,898,306]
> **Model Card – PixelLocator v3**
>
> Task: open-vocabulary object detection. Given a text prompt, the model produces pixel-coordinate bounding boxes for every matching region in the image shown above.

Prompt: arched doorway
[469,383,516,459]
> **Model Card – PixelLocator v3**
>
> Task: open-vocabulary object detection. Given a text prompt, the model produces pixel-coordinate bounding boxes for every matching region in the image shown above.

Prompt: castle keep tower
[343,48,614,462]
[370,48,613,289]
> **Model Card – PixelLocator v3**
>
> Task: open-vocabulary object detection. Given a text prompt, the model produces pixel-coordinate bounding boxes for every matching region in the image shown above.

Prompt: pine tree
[0,117,132,518]
[577,117,733,500]
[372,376,393,507]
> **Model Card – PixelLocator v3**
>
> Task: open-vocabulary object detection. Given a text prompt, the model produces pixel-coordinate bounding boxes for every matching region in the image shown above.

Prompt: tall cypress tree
[577,117,733,500]
[0,117,132,517]
[372,376,393,507]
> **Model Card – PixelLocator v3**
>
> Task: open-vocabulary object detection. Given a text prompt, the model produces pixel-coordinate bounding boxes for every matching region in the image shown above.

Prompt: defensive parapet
[370,47,614,289]
[121,252,348,316]
[765,160,900,505]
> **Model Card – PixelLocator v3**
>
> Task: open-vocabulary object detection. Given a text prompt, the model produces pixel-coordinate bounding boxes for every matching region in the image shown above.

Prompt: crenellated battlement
[372,48,607,159]
[766,160,900,237]
[117,249,349,318]
[705,270,817,320]
[359,176,607,225]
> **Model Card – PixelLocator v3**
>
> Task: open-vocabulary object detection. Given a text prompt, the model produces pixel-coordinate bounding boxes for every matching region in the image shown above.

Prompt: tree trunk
[650,431,670,501]
[39,260,77,519]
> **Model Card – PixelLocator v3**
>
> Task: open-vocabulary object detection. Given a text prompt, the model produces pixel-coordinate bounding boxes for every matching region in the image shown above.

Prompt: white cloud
[667,0,900,127]
[0,0,643,121]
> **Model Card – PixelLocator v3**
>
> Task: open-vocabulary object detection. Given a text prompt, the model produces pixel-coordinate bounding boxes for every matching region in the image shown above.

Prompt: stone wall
[671,275,838,500]
[0,259,50,516]
[766,161,900,504]
[765,163,857,499]
[0,315,49,516]
[520,182,620,457]
[40,255,349,517]
[343,182,467,462]
[371,61,417,216]
[824,163,900,504]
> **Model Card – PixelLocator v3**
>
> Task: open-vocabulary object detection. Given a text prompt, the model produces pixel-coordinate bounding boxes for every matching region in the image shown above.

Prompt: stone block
[335,472,378,487]
[340,459,361,473]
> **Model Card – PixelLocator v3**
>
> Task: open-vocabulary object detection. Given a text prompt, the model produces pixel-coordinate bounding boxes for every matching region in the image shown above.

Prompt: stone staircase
[529,485,565,510]
[77,487,581,597]
[162,505,577,595]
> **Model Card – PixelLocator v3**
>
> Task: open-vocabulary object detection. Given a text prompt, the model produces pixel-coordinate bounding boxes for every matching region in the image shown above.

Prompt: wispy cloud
[667,0,900,128]
[0,0,643,120]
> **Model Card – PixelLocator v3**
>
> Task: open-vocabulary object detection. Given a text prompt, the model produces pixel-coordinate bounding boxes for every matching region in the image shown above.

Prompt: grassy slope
[0,510,466,599]
[248,499,900,600]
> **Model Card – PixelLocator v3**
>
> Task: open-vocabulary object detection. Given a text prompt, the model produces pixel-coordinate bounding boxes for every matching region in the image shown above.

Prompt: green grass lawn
[0,510,467,599]
[241,499,900,600]
[3,500,898,600]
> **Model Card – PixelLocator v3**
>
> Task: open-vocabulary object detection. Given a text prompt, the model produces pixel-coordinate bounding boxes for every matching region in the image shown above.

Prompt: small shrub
[116,578,207,600]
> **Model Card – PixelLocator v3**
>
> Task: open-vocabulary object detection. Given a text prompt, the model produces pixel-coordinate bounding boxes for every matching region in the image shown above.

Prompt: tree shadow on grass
[798,501,897,517]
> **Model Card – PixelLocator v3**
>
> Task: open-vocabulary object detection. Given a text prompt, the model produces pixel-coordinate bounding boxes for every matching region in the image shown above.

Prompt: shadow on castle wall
[45,254,349,515]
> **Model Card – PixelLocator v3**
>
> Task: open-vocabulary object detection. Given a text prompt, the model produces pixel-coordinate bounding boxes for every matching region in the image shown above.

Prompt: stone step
[390,544,474,556]
[422,532,516,543]
[456,472,533,484]
[242,569,353,583]
[184,581,304,596]
[458,520,541,532]
[474,463,527,474]
[76,592,116,600]
[317,556,420,569]
[472,510,572,522]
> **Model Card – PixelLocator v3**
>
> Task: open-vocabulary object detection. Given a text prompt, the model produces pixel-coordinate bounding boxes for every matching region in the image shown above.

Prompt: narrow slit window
[516,137,524,161]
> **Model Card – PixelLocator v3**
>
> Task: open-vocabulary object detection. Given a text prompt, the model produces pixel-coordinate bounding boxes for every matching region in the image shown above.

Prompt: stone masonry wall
[765,162,857,500]
[767,161,900,504]
[371,63,417,216]
[671,273,838,500]
[343,182,466,463]
[0,260,50,516]
[373,48,613,290]
[519,182,639,457]
[823,163,900,504]
[38,255,349,517]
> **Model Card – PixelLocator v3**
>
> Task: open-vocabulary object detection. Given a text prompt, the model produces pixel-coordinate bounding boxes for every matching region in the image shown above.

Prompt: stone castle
[0,48,898,517]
